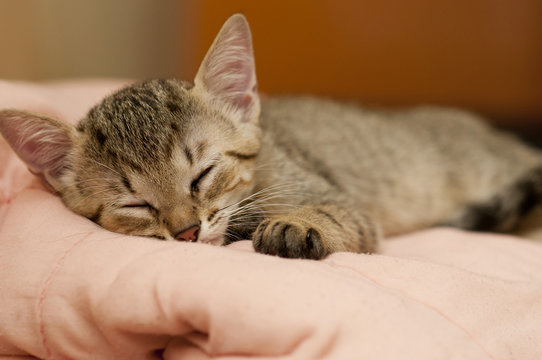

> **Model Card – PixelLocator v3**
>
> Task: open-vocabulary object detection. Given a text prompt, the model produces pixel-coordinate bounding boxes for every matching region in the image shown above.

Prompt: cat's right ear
[0,110,77,191]
[194,14,260,123]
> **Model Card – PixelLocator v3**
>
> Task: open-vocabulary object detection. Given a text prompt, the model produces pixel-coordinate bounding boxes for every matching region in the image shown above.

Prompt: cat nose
[175,225,200,242]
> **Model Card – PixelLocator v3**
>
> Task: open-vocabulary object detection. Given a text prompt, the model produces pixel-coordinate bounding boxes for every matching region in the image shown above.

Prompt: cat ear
[0,110,77,191]
[194,14,260,123]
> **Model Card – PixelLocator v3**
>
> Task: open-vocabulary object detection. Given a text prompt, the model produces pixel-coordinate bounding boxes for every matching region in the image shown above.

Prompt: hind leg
[446,165,542,233]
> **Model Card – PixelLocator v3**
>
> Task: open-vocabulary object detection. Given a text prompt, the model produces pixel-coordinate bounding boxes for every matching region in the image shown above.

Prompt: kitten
[1,14,541,259]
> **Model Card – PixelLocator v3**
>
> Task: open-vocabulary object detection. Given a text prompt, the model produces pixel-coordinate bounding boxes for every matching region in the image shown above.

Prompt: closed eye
[122,202,154,210]
[191,165,215,194]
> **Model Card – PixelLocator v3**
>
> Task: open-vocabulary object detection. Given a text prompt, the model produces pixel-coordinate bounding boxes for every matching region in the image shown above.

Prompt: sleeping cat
[1,14,541,259]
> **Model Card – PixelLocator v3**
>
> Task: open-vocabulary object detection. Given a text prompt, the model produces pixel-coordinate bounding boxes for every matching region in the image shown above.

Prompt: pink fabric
[1,80,542,360]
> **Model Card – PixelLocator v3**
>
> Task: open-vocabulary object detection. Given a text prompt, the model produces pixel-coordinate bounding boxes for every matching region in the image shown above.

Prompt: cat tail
[446,164,542,232]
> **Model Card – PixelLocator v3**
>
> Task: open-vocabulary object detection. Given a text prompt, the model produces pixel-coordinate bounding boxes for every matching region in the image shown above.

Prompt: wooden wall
[187,0,542,127]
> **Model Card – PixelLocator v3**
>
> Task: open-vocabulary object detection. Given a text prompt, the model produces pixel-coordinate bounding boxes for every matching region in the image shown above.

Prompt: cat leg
[252,204,380,259]
[445,164,542,232]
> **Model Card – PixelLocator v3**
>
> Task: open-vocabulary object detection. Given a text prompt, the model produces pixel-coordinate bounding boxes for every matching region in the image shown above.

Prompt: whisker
[216,183,299,212]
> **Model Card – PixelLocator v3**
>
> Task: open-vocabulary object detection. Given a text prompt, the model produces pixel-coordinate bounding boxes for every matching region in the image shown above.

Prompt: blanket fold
[1,80,542,359]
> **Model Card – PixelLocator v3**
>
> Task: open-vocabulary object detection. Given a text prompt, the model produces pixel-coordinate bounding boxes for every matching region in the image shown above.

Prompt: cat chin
[200,236,226,246]
[198,216,230,246]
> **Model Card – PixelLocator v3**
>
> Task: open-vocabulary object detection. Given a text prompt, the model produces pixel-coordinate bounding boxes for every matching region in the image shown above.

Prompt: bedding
[1,80,542,360]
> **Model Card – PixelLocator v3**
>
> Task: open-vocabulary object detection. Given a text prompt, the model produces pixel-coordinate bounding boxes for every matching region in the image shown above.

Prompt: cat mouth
[198,218,229,246]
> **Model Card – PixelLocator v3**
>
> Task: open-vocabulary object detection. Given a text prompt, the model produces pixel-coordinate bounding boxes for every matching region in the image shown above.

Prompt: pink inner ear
[204,44,256,102]
[196,15,259,113]
[0,110,74,188]
[237,93,255,111]
[20,141,39,159]
[26,139,71,177]
[17,126,71,174]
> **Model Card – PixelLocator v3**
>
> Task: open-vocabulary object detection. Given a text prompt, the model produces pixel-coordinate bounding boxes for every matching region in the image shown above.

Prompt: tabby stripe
[207,208,219,222]
[205,170,236,200]
[275,141,342,190]
[448,164,542,232]
[184,146,194,165]
[195,142,208,160]
[316,208,343,228]
[122,175,135,193]
[89,205,103,223]
[210,213,224,227]
[225,151,258,160]
[95,129,107,147]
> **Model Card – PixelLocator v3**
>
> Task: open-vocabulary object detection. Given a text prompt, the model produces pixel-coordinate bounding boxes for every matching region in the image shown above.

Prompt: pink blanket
[1,80,542,360]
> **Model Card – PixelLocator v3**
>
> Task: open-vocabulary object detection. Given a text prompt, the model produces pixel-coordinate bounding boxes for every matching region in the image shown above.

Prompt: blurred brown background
[0,0,191,80]
[1,0,541,139]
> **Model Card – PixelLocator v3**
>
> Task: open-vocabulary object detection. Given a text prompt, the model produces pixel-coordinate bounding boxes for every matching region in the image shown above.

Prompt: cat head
[0,14,261,243]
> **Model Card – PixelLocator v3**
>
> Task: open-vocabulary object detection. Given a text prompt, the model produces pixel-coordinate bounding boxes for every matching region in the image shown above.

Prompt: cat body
[257,97,541,235]
[1,14,541,259]
[252,97,542,256]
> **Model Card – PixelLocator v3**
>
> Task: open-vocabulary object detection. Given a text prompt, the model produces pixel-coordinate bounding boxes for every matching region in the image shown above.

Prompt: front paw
[252,217,326,259]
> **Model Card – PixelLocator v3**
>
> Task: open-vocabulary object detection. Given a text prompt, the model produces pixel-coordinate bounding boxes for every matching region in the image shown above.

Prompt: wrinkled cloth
[1,80,542,360]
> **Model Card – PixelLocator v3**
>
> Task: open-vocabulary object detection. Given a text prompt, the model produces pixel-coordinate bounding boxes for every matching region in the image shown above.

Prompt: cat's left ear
[194,14,260,123]
[0,110,77,191]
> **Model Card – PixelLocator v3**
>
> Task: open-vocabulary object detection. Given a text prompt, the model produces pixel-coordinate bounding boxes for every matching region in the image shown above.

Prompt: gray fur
[1,14,541,259]
[256,97,542,237]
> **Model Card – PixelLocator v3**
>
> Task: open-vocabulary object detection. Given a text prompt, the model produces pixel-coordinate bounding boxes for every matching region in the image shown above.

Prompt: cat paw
[252,217,326,259]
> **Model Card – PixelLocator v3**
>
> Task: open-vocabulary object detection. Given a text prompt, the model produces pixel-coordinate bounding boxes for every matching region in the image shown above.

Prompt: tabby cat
[1,14,541,259]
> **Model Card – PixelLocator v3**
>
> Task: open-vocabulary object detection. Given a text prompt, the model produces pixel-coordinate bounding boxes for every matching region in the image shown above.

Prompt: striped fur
[446,165,542,232]
[1,14,541,259]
